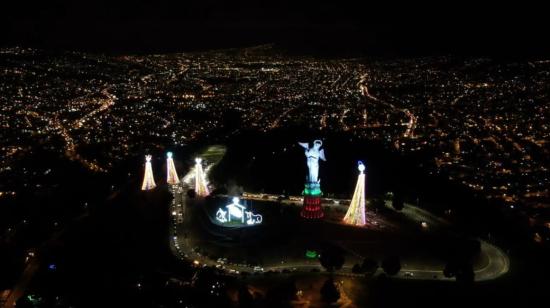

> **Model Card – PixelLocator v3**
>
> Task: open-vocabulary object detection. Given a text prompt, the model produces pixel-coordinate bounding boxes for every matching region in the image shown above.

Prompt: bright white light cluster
[216,197,263,225]
[141,155,157,190]
[343,161,367,226]
[298,140,326,184]
[194,157,210,197]
[166,152,180,185]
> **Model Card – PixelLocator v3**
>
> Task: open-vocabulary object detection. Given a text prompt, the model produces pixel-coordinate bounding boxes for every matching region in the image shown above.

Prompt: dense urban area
[2,45,548,226]
[1,45,549,307]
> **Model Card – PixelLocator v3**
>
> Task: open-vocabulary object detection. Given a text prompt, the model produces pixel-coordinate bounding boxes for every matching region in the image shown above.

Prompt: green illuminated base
[303,182,322,196]
[306,250,318,259]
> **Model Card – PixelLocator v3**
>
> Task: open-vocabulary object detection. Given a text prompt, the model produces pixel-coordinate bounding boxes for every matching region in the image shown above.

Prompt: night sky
[2,0,549,57]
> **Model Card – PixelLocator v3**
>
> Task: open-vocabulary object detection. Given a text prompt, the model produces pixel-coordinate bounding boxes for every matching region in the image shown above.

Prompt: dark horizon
[2,2,550,307]
[2,0,549,58]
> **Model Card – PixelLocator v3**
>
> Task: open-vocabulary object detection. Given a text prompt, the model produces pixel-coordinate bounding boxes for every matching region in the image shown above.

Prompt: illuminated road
[270,104,303,130]
[381,201,510,281]
[3,259,40,308]
[22,87,116,173]
[2,226,68,308]
[169,146,509,283]
[358,73,417,138]
[72,87,116,129]
[339,108,351,131]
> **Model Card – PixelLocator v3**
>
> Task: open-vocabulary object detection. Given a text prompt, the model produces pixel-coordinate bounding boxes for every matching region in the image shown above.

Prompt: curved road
[169,145,509,282]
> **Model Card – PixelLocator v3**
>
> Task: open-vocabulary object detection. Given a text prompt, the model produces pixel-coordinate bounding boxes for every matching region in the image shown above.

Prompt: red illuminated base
[301,195,324,219]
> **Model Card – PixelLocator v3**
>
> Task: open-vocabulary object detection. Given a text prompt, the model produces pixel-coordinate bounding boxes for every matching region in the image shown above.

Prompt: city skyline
[0,3,548,307]
[2,1,549,57]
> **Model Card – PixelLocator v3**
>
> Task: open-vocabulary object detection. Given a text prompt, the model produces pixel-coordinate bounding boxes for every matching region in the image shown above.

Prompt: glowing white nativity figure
[215,197,263,226]
[246,211,263,225]
[226,197,246,223]
[298,140,326,183]
[215,208,228,223]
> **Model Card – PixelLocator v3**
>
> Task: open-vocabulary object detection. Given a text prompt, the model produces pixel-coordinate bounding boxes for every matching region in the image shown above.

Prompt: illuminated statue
[141,155,157,190]
[298,140,326,183]
[299,140,326,219]
[166,152,180,185]
[343,161,367,226]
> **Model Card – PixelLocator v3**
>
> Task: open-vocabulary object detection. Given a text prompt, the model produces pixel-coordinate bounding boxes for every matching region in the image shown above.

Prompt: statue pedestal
[301,183,324,219]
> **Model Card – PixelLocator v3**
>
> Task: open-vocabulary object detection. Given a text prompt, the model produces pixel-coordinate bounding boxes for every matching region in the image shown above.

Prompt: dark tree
[193,266,231,306]
[361,257,379,274]
[15,295,34,308]
[444,260,475,284]
[186,189,196,199]
[319,246,345,272]
[320,278,340,303]
[381,256,401,276]
[371,197,386,210]
[265,278,297,307]
[280,278,298,301]
[392,193,404,211]
[460,239,481,261]
[456,263,475,284]
[352,263,362,274]
[444,237,480,284]
[238,284,254,308]
[443,261,457,278]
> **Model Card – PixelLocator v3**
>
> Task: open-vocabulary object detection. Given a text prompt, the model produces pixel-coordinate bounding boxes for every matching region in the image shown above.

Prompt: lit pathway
[169,146,509,283]
[3,260,40,308]
[358,72,417,138]
[381,201,510,281]
[2,225,68,308]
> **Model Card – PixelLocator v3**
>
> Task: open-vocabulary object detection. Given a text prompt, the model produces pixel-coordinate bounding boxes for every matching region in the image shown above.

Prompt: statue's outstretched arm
[319,149,326,161]
[298,142,309,149]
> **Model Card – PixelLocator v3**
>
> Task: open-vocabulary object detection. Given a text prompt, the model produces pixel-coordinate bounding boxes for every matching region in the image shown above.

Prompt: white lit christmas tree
[343,161,367,226]
[166,152,180,185]
[141,155,157,190]
[194,157,209,197]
